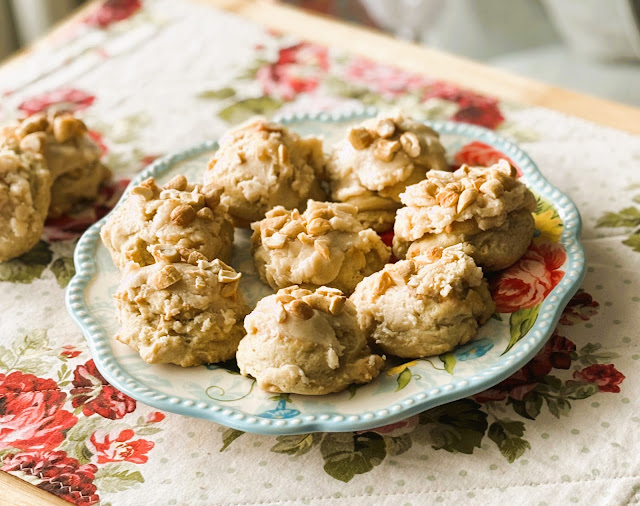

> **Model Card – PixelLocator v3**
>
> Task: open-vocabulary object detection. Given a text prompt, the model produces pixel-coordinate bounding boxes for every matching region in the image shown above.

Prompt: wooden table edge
[199,0,640,136]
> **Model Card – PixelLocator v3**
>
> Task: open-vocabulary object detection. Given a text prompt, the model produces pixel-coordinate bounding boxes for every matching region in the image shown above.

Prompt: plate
[66,110,585,435]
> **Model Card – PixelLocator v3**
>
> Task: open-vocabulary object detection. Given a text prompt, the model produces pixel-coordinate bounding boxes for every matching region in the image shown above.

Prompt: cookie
[114,256,249,367]
[203,117,325,226]
[325,113,449,232]
[48,160,111,218]
[100,176,234,270]
[0,147,51,262]
[393,160,536,271]
[1,111,102,179]
[251,200,391,295]
[351,245,495,358]
[236,285,385,395]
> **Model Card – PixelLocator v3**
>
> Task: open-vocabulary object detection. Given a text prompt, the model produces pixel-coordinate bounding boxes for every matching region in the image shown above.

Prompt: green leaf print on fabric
[218,97,283,123]
[505,305,541,354]
[0,329,51,374]
[509,393,543,421]
[95,464,144,493]
[61,417,102,465]
[320,432,387,483]
[596,207,640,228]
[51,257,76,288]
[384,434,412,456]
[0,241,53,283]
[622,233,640,252]
[220,428,245,452]
[573,343,620,366]
[271,433,321,456]
[197,87,236,100]
[439,352,456,375]
[419,399,488,454]
[488,420,531,463]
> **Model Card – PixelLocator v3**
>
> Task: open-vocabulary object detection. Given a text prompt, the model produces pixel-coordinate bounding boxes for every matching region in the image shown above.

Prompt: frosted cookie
[0,111,102,179]
[351,245,495,358]
[236,285,385,395]
[48,160,112,218]
[114,256,249,367]
[325,113,449,232]
[203,117,325,226]
[251,200,391,295]
[0,146,51,262]
[101,176,234,270]
[393,160,536,271]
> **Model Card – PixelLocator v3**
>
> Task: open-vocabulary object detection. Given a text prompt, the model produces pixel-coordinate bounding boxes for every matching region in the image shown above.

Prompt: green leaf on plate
[320,432,386,483]
[347,383,364,399]
[596,207,640,228]
[220,428,244,452]
[0,241,53,283]
[218,97,283,123]
[490,312,503,321]
[439,352,456,375]
[395,368,412,391]
[504,305,541,355]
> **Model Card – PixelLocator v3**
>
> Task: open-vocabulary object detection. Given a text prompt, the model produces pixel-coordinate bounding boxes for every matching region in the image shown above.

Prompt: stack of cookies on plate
[0,111,110,262]
[99,113,537,396]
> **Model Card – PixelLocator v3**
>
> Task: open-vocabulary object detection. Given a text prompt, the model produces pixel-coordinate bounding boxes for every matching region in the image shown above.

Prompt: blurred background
[1,0,639,106]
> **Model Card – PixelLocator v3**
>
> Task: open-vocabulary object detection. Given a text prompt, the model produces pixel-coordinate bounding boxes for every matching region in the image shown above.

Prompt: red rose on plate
[573,364,625,393]
[84,0,142,29]
[88,429,154,464]
[491,242,566,313]
[0,371,77,452]
[257,42,329,101]
[424,82,505,130]
[453,141,522,176]
[70,359,136,420]
[18,88,95,116]
[343,56,432,97]
[2,451,99,505]
[474,333,576,402]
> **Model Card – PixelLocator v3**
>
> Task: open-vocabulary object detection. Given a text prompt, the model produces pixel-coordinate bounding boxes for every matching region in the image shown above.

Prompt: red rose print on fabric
[257,42,329,100]
[474,333,576,403]
[559,289,599,326]
[88,429,154,464]
[2,451,99,505]
[0,371,77,452]
[453,141,522,176]
[70,359,136,420]
[424,82,505,129]
[491,242,566,313]
[573,364,625,393]
[343,56,432,97]
[44,178,130,242]
[146,411,165,423]
[60,345,82,359]
[18,88,96,116]
[84,0,142,29]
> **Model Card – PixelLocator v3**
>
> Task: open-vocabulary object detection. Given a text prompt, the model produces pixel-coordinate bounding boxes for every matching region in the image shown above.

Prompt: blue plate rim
[66,108,586,435]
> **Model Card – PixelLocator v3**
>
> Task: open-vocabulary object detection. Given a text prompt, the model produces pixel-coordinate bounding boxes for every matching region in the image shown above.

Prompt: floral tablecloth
[0,1,639,504]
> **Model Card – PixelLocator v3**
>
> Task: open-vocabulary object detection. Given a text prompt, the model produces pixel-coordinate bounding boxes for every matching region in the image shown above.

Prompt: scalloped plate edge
[66,109,586,435]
